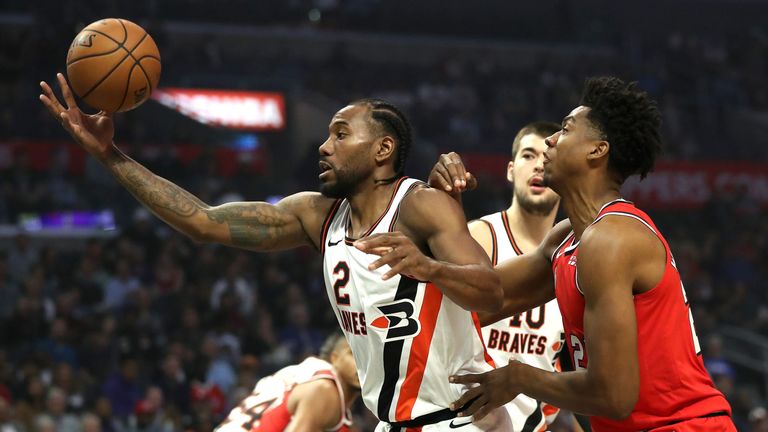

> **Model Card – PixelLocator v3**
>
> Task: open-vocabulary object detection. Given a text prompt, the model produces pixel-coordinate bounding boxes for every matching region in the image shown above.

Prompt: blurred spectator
[34,387,80,432]
[34,319,78,368]
[201,335,237,396]
[7,234,38,287]
[750,407,768,432]
[104,258,141,310]
[0,397,22,432]
[209,260,256,316]
[80,412,102,432]
[101,356,143,420]
[0,254,19,320]
[94,396,125,432]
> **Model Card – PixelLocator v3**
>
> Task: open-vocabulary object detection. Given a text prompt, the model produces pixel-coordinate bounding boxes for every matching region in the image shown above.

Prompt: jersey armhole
[387,180,427,232]
[320,199,343,255]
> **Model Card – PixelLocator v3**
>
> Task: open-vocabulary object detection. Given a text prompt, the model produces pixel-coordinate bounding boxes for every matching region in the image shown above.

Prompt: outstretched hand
[427,152,478,196]
[449,363,521,421]
[353,232,435,281]
[39,73,115,160]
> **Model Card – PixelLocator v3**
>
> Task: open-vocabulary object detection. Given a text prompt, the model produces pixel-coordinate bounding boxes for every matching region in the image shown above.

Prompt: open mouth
[529,177,546,193]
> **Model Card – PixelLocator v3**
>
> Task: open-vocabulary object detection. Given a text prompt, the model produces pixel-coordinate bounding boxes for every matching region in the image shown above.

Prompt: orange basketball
[66,18,161,112]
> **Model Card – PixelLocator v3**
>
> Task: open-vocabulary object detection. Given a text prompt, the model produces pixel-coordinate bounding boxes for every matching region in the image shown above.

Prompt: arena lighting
[152,88,286,131]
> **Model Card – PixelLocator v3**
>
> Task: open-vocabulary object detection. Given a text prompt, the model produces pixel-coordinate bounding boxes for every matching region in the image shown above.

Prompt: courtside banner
[461,154,768,209]
[622,162,768,209]
[152,88,286,131]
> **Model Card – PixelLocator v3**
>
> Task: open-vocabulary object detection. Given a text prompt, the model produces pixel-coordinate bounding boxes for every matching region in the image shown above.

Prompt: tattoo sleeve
[203,203,290,249]
[102,147,307,250]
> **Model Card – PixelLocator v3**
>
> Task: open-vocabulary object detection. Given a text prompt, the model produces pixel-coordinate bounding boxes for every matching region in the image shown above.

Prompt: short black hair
[511,121,561,158]
[319,332,346,360]
[580,77,662,180]
[352,98,412,177]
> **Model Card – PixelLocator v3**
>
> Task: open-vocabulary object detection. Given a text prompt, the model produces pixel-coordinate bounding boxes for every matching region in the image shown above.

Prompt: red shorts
[649,415,736,431]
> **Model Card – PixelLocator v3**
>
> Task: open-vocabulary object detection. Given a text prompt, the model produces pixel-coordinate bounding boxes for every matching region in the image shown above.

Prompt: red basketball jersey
[552,199,732,431]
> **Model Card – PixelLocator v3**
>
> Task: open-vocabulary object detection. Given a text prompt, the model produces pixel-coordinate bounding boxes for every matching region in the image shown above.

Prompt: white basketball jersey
[216,357,351,432]
[322,177,495,424]
[479,211,566,431]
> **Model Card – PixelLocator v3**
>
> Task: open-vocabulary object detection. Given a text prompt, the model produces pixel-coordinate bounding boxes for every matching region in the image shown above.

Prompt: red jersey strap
[591,199,672,259]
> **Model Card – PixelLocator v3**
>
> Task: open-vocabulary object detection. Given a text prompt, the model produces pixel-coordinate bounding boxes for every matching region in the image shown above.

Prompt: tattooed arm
[39,75,334,251]
[104,147,334,250]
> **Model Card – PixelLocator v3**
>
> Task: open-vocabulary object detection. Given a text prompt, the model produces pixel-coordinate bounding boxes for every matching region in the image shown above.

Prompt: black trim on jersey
[377,275,420,421]
[477,219,498,266]
[521,401,543,432]
[387,181,426,232]
[501,211,523,255]
[346,176,408,243]
[320,199,343,255]
[555,235,577,258]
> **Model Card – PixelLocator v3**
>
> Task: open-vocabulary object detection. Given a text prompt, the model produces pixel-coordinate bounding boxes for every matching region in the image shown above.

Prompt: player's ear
[587,140,610,162]
[506,160,515,183]
[329,350,339,364]
[375,135,396,164]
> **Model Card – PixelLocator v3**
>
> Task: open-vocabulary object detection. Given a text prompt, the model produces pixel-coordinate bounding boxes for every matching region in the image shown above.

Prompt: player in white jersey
[216,333,358,432]
[40,84,510,431]
[476,123,564,431]
[429,122,589,432]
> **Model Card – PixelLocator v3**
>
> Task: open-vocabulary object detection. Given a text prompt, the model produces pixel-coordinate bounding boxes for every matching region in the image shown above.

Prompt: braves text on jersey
[478,211,564,431]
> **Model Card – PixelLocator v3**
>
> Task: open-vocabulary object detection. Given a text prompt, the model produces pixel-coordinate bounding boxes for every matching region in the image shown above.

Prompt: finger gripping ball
[66,18,161,112]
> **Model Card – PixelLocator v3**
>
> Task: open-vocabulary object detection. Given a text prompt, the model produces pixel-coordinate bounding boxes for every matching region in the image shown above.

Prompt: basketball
[66,18,161,112]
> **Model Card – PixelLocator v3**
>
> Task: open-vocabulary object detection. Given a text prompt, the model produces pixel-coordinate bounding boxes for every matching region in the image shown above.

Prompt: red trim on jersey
[472,312,496,368]
[405,428,422,432]
[394,283,443,422]
[320,199,343,255]
[345,176,408,242]
[500,211,523,255]
[542,403,559,417]
[311,369,336,379]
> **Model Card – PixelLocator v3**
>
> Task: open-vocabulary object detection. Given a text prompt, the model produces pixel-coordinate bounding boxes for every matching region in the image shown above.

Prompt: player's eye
[336,132,347,139]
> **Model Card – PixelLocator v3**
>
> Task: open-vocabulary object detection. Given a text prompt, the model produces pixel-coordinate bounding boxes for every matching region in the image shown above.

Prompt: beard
[514,183,559,216]
[319,165,367,199]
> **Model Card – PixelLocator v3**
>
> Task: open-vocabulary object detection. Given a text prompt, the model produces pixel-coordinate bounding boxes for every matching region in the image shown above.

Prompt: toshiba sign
[152,88,285,131]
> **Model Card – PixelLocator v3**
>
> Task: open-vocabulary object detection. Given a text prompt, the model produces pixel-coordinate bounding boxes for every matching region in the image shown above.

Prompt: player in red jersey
[215,333,359,432]
[427,77,735,431]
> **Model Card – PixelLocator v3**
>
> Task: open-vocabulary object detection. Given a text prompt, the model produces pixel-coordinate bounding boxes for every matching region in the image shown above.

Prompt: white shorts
[374,407,513,432]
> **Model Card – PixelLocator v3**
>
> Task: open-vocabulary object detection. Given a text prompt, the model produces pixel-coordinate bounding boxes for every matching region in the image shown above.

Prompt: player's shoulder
[301,377,339,394]
[399,182,461,217]
[580,213,660,263]
[279,191,338,214]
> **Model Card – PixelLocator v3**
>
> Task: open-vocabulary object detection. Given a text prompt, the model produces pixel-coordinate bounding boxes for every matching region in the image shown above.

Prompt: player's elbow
[600,388,638,420]
[188,222,217,244]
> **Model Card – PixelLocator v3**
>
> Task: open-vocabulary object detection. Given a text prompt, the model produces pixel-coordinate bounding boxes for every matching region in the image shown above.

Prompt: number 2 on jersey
[333,261,351,305]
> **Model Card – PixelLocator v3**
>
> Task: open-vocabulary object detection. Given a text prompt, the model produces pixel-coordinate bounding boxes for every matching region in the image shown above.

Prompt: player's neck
[505,201,556,252]
[346,177,400,238]
[559,185,622,240]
